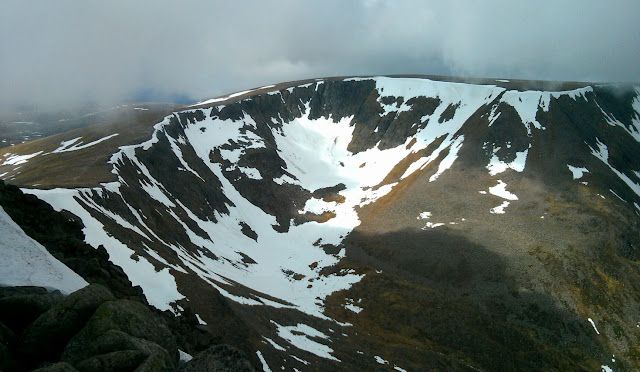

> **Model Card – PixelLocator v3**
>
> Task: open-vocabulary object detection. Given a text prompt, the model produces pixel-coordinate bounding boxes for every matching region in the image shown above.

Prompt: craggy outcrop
[0,182,255,371]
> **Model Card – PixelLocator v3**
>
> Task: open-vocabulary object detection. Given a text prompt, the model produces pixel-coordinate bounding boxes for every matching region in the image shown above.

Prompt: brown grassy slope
[0,104,178,188]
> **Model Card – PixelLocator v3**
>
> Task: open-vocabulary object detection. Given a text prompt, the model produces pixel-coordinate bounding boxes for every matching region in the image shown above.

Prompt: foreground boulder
[71,329,174,371]
[20,284,115,362]
[0,285,189,371]
[62,299,179,370]
[0,286,63,332]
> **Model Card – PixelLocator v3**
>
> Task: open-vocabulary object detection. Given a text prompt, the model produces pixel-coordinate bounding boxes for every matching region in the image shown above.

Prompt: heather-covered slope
[1,76,639,370]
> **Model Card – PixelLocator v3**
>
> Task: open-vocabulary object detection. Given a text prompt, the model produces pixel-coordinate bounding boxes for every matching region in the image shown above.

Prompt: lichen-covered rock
[70,329,175,372]
[180,344,255,372]
[62,300,178,369]
[68,332,167,371]
[20,284,115,362]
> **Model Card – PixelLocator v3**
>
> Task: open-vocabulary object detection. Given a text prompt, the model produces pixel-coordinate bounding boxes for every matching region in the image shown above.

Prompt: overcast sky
[1,0,639,109]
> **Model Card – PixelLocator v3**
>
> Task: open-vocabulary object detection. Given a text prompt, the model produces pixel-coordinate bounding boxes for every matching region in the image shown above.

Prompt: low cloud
[1,0,639,109]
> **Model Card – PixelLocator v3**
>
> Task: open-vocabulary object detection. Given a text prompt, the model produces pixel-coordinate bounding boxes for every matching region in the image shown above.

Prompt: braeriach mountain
[1,75,639,371]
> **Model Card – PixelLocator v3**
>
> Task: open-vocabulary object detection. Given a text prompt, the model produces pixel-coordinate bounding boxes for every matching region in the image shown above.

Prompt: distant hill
[0,103,178,148]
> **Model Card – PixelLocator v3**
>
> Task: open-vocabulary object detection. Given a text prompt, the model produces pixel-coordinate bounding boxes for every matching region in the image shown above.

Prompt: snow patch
[567,165,589,180]
[291,355,309,365]
[345,303,363,313]
[2,151,43,166]
[609,189,625,202]
[52,134,119,153]
[238,167,263,180]
[429,135,464,182]
[273,322,339,361]
[490,201,510,214]
[489,180,518,200]
[344,298,363,313]
[374,355,389,365]
[195,313,207,325]
[422,222,445,229]
[0,206,87,294]
[256,351,272,372]
[588,318,600,334]
[417,211,445,229]
[486,148,528,176]
[179,349,193,363]
[263,337,287,351]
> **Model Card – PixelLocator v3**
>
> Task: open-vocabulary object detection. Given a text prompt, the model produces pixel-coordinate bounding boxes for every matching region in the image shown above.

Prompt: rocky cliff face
[1,76,639,370]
